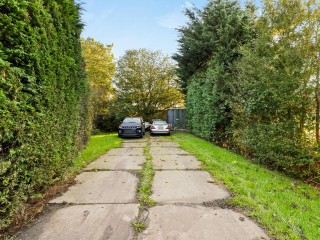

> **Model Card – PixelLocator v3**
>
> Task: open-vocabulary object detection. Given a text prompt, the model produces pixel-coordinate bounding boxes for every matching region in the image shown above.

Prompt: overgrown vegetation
[174,0,320,182]
[171,133,320,240]
[0,0,90,230]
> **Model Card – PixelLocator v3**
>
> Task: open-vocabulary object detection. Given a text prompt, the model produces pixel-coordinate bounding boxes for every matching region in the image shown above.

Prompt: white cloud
[82,8,114,24]
[182,1,194,9]
[157,2,194,29]
[157,13,185,29]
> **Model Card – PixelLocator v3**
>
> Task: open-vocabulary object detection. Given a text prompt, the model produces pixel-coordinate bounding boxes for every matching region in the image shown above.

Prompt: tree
[173,6,209,92]
[114,49,184,120]
[173,0,256,93]
[174,0,256,142]
[81,37,116,117]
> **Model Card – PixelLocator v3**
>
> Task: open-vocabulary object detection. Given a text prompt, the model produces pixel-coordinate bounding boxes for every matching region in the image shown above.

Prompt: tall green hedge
[0,0,90,229]
[175,0,255,143]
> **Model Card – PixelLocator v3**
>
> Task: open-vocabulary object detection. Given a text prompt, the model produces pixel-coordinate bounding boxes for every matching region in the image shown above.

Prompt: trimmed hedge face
[0,0,90,229]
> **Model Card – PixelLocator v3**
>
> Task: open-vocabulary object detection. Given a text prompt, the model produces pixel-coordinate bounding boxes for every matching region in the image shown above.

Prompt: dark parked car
[118,117,145,138]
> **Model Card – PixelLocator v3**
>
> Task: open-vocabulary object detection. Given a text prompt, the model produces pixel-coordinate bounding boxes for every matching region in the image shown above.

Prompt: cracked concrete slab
[106,147,144,156]
[122,142,147,148]
[138,205,269,240]
[150,141,180,147]
[150,146,191,155]
[150,137,171,142]
[17,204,139,240]
[153,155,200,170]
[85,155,146,170]
[14,135,270,240]
[151,171,230,203]
[50,171,137,204]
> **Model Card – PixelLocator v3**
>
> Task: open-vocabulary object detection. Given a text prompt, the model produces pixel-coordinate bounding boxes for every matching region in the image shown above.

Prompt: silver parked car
[150,120,171,136]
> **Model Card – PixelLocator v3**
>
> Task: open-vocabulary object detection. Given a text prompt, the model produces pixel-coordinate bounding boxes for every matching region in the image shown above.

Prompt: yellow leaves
[81,37,116,115]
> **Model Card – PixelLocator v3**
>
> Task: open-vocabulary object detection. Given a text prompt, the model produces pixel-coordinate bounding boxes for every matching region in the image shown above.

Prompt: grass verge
[72,133,122,172]
[170,132,320,240]
[133,136,156,235]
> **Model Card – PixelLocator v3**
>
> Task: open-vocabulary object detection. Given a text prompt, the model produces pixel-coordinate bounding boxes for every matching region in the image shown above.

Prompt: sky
[79,0,261,59]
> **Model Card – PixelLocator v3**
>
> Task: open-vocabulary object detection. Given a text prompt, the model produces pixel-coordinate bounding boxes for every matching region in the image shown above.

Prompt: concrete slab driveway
[17,141,145,240]
[16,135,269,240]
[139,136,269,240]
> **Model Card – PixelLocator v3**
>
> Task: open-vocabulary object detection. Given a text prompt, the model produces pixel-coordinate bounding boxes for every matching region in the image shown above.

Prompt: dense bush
[233,123,318,180]
[0,0,90,229]
[175,0,320,182]
[231,0,320,182]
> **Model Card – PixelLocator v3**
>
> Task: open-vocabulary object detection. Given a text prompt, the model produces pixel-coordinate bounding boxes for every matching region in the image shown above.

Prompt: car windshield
[153,121,167,125]
[123,118,141,123]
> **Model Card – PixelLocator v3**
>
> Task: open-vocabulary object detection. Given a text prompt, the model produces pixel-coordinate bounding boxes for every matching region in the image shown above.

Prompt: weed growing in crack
[137,138,156,207]
[132,219,147,233]
[133,136,156,238]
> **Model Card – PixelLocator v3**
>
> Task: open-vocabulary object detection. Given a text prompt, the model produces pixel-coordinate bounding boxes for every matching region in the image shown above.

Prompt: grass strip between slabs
[170,132,320,240]
[133,136,156,235]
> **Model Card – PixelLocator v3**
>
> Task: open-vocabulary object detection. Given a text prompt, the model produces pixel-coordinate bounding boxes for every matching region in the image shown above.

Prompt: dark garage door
[166,109,187,130]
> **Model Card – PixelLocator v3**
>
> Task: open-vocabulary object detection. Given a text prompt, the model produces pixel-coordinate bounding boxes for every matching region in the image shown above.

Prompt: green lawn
[170,133,320,240]
[73,133,122,170]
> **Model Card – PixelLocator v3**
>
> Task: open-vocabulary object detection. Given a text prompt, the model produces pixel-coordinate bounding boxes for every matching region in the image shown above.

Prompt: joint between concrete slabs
[151,154,193,156]
[153,169,203,171]
[153,199,231,208]
[83,169,140,173]
[48,201,140,206]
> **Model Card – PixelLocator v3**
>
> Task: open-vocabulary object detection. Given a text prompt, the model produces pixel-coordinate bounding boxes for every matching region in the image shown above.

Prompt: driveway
[16,135,269,240]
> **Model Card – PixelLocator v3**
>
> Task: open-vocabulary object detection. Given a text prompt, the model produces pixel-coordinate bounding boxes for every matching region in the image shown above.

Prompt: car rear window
[153,121,167,125]
[123,118,141,123]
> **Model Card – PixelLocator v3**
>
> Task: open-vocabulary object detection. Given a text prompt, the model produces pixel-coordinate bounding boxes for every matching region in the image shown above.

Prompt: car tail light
[151,125,156,129]
[166,125,170,129]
